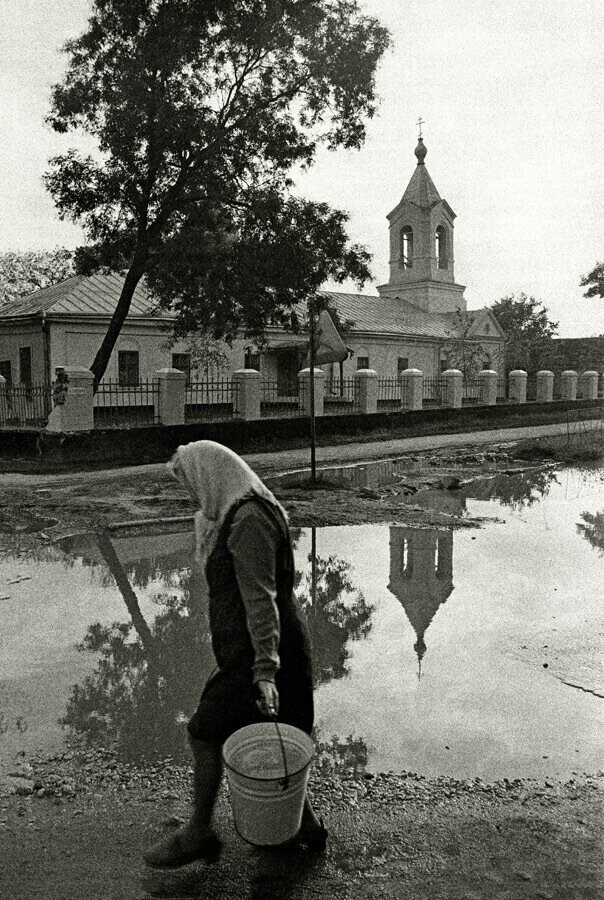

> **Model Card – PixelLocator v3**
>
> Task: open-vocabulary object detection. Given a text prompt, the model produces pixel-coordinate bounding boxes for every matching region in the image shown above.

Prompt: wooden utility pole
[308,298,317,484]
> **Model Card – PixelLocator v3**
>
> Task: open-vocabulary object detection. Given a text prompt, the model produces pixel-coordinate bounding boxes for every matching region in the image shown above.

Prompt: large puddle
[1,464,603,781]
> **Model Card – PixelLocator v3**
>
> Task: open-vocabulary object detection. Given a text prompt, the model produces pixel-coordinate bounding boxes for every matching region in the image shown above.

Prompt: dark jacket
[205,496,312,686]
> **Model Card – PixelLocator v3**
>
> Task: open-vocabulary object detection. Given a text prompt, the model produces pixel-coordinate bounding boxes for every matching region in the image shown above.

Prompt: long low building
[0,137,505,392]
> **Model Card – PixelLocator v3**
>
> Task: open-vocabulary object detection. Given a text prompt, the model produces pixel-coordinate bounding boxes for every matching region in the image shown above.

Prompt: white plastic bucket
[222,722,314,846]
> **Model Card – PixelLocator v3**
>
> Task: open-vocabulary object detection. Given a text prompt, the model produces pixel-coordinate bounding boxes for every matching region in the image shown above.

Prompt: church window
[0,360,12,384]
[435,225,447,269]
[397,357,409,374]
[172,353,191,384]
[244,349,261,370]
[401,227,413,269]
[402,538,413,576]
[118,350,139,386]
[357,356,369,370]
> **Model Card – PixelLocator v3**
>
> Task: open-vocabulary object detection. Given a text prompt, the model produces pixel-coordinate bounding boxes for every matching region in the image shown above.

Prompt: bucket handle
[271,718,289,791]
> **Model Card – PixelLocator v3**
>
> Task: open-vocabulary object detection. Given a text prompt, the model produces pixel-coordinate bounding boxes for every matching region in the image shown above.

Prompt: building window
[118,350,140,386]
[397,357,409,374]
[435,225,447,269]
[171,353,191,384]
[400,226,413,269]
[482,354,492,369]
[244,349,261,370]
[357,356,369,370]
[402,538,413,577]
[19,347,32,385]
[0,360,12,384]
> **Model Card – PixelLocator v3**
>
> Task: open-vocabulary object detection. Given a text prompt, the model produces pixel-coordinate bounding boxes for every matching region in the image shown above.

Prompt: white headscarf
[167,440,287,568]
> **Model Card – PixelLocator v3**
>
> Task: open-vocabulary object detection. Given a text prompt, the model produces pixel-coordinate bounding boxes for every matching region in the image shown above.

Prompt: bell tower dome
[377,132,466,315]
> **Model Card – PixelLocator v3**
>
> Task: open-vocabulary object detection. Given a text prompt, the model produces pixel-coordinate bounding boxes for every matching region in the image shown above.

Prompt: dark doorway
[276,348,301,396]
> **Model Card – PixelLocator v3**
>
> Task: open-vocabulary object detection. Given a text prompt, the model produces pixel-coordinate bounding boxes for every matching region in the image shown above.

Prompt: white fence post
[355,369,378,414]
[46,366,94,432]
[508,370,528,403]
[400,368,423,411]
[233,369,261,420]
[536,370,554,403]
[478,369,498,406]
[442,369,463,408]
[580,370,599,401]
[156,368,186,425]
[560,370,578,401]
[298,368,324,417]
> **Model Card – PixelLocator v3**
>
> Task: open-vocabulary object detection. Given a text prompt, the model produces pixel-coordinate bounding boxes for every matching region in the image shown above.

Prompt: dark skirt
[187,667,314,745]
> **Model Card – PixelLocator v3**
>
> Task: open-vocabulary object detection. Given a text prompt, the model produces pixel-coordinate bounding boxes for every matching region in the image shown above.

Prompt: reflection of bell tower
[377,133,466,315]
[387,527,454,671]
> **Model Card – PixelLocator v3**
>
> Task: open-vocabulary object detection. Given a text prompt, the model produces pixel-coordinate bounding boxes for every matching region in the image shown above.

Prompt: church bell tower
[377,130,466,315]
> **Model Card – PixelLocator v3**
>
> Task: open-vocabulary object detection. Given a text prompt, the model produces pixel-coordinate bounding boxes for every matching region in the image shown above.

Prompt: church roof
[401,162,442,208]
[0,272,161,320]
[318,290,456,339]
[400,136,442,209]
[0,273,463,342]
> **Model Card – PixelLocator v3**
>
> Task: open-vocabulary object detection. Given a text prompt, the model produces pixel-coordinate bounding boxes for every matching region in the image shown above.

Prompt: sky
[0,0,603,337]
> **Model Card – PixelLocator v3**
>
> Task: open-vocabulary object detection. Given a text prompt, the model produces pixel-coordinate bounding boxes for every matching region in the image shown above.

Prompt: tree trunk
[96,531,155,652]
[90,257,147,391]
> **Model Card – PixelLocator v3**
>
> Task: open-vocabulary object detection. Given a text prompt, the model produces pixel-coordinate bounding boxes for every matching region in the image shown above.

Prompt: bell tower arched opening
[400,226,413,269]
[435,225,448,270]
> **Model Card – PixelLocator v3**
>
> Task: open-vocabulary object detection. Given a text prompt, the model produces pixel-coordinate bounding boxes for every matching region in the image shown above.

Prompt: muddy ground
[0,440,555,544]
[1,434,603,899]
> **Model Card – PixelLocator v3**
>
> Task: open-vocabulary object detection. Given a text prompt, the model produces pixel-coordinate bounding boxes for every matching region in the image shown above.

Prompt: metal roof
[0,272,165,320]
[317,291,458,339]
[401,163,442,209]
[0,273,466,340]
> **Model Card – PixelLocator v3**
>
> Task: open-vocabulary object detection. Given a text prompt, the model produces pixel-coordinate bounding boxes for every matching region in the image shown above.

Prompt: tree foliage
[0,248,74,307]
[442,311,485,380]
[490,293,558,374]
[63,539,374,760]
[577,510,604,556]
[580,262,604,299]
[45,0,390,386]
[296,553,373,684]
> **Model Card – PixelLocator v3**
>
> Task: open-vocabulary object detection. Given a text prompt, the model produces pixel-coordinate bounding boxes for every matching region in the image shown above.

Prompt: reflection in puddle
[1,465,604,780]
[388,527,454,674]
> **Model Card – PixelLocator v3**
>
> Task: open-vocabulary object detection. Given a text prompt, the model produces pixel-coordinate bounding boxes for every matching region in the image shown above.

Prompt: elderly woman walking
[144,440,326,868]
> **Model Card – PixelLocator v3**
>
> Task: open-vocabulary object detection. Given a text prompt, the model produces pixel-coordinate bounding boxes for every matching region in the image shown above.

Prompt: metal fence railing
[260,381,305,419]
[0,382,52,427]
[93,379,159,427]
[423,376,446,405]
[462,378,481,403]
[185,379,238,422]
[377,377,401,407]
[324,378,359,414]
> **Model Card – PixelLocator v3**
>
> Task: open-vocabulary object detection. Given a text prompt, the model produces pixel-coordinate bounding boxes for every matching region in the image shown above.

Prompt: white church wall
[0,322,46,382]
[341,337,440,379]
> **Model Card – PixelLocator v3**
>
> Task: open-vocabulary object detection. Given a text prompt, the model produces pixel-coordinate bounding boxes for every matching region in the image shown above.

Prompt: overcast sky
[0,0,602,336]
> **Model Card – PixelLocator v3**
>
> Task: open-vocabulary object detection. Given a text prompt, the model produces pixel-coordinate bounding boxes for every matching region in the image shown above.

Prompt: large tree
[0,248,74,307]
[490,293,558,374]
[45,0,389,387]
